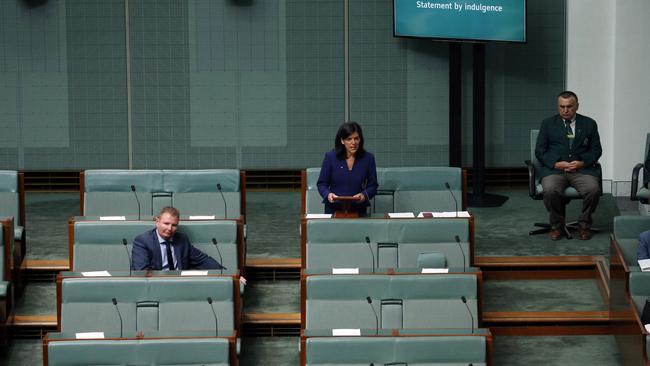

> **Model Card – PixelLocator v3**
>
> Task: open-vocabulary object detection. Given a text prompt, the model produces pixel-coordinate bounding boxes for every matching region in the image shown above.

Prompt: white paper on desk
[332,268,359,274]
[421,268,449,274]
[645,324,650,333]
[417,211,470,218]
[189,215,215,220]
[99,216,126,221]
[181,270,208,276]
[332,329,361,336]
[388,212,415,218]
[76,332,105,339]
[81,271,111,277]
[305,214,332,219]
[639,259,650,272]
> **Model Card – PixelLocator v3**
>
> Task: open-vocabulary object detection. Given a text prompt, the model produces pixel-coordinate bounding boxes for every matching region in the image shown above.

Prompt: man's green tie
[565,120,574,149]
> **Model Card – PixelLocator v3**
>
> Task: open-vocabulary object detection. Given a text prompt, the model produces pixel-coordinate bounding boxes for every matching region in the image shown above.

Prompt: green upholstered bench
[303,335,488,366]
[45,337,232,366]
[302,273,479,331]
[0,171,25,243]
[81,169,245,220]
[303,218,473,270]
[302,167,465,215]
[611,216,650,270]
[58,276,238,334]
[70,219,242,272]
[163,169,242,219]
[0,218,12,346]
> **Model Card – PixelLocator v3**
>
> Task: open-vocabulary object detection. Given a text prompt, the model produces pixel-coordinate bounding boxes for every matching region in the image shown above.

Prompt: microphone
[444,182,459,218]
[112,297,123,338]
[366,297,379,335]
[365,236,375,273]
[455,235,466,272]
[122,238,132,275]
[461,296,474,334]
[211,238,225,275]
[130,185,141,220]
[207,297,219,337]
[216,183,228,219]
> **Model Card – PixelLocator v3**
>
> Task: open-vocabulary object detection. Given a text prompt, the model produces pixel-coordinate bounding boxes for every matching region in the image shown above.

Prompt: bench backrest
[71,219,240,271]
[82,169,242,219]
[60,276,236,334]
[47,338,230,366]
[612,216,650,268]
[303,167,463,215]
[304,218,472,269]
[305,335,487,366]
[0,171,22,237]
[304,274,478,330]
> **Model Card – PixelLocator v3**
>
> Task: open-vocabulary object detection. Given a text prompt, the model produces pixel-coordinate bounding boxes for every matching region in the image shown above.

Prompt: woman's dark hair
[334,121,366,160]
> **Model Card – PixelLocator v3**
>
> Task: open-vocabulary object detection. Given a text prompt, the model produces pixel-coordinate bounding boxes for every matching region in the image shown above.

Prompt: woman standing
[317,122,378,216]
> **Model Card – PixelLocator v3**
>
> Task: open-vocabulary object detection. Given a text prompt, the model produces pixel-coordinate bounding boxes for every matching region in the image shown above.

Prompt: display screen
[393,0,527,43]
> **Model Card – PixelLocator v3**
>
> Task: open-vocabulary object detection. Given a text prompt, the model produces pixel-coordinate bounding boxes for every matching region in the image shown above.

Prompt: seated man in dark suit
[535,91,602,241]
[132,206,224,270]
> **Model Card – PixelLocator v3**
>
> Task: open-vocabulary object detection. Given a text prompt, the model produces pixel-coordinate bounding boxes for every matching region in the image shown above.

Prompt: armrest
[524,160,537,198]
[631,163,643,201]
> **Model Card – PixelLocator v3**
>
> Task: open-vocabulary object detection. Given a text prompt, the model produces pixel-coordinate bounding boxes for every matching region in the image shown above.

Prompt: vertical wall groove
[125,0,133,169]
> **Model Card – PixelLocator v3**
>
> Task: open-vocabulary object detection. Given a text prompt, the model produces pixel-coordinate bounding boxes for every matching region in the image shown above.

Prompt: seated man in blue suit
[132,206,223,270]
[637,230,650,260]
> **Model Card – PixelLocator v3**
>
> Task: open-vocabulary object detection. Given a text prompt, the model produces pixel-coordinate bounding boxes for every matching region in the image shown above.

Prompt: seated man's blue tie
[165,241,175,270]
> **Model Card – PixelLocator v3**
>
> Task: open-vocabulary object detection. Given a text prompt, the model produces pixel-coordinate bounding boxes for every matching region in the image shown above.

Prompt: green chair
[526,130,603,239]
[631,132,650,204]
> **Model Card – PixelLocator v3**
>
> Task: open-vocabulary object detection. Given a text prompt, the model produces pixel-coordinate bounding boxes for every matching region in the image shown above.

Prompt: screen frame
[392,0,528,44]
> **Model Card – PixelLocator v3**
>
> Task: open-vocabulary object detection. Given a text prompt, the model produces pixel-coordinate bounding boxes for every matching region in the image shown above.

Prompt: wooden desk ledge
[242,313,301,325]
[245,258,301,269]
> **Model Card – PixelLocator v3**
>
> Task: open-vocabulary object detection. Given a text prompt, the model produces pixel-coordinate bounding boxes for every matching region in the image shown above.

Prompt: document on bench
[388,212,415,218]
[181,270,209,276]
[189,215,215,220]
[332,268,359,274]
[305,214,332,219]
[76,332,105,339]
[99,216,126,221]
[417,211,470,218]
[421,268,449,273]
[81,271,111,277]
[332,329,361,336]
[639,259,650,272]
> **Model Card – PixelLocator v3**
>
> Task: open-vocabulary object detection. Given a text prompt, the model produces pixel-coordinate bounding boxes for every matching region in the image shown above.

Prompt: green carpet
[24,192,79,260]
[243,280,300,313]
[245,192,301,258]
[472,188,620,257]
[494,335,621,365]
[240,337,299,366]
[13,282,56,316]
[483,279,606,312]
